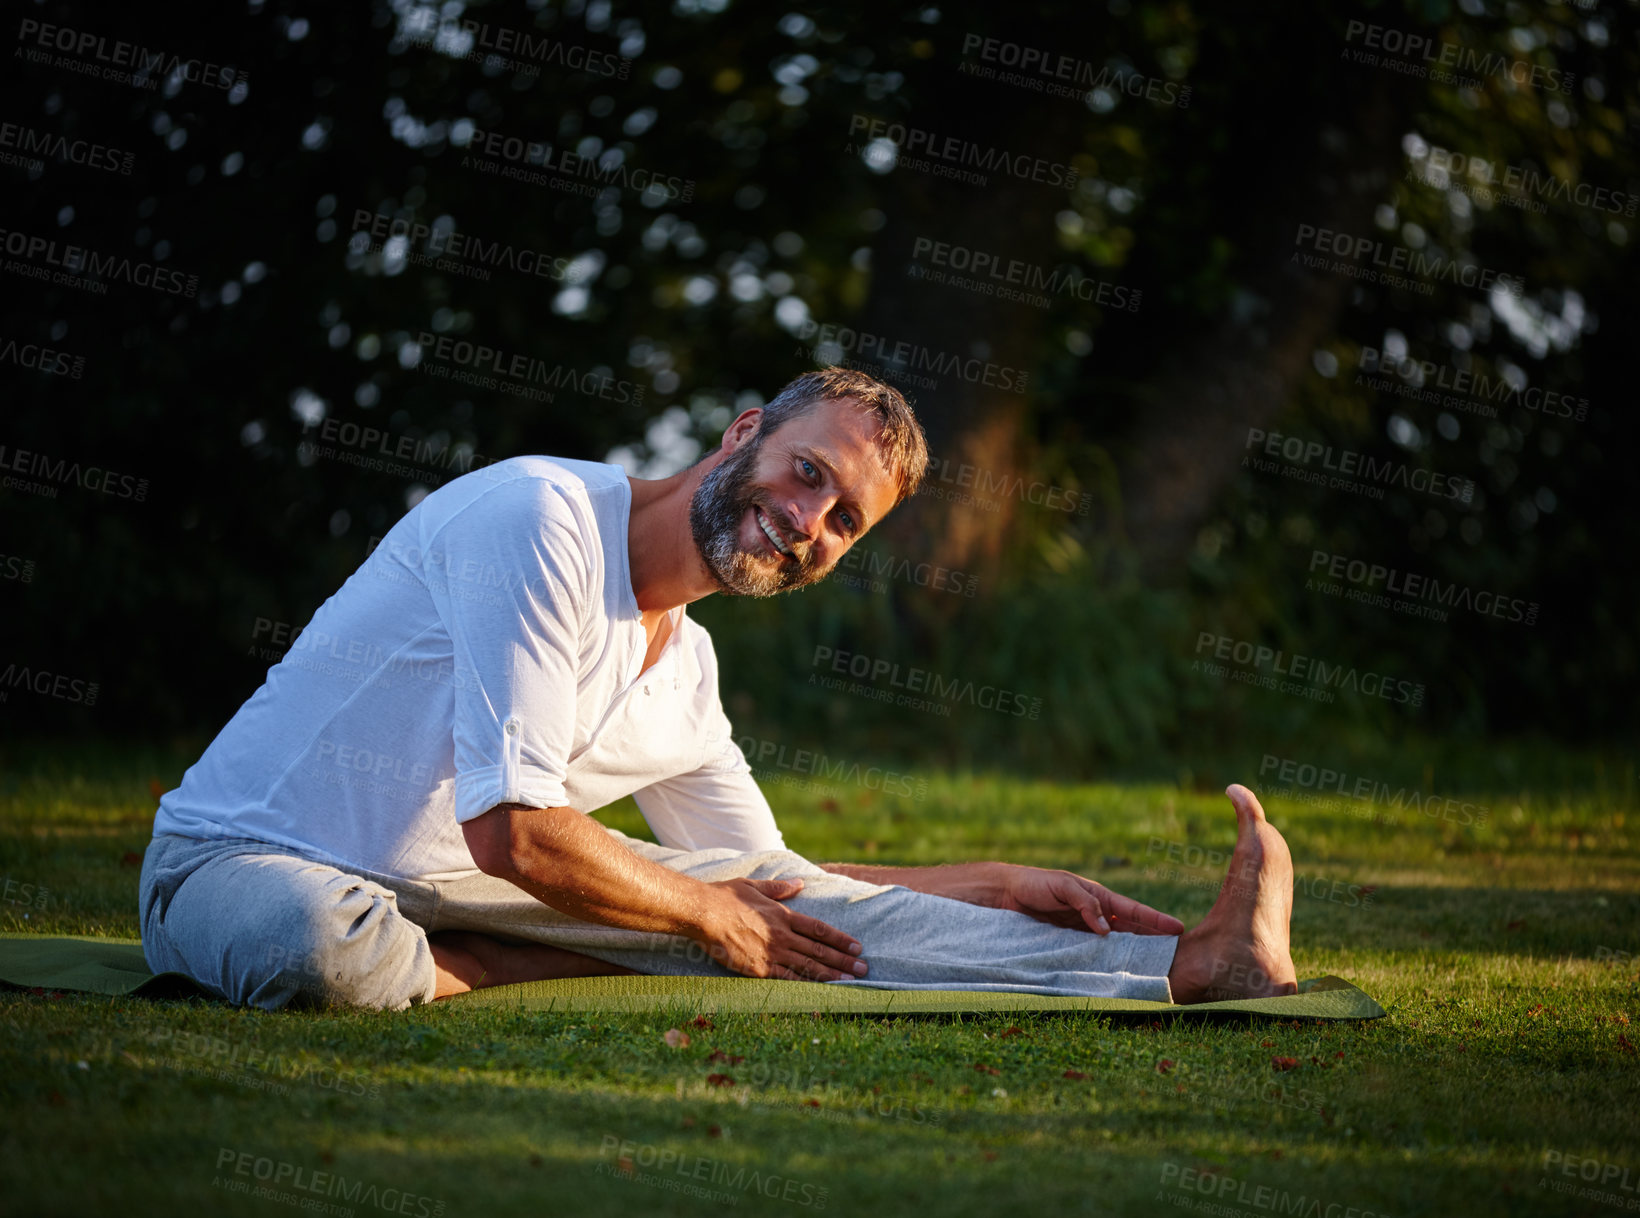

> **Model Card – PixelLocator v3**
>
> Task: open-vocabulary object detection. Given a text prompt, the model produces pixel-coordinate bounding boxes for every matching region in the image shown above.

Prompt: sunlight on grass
[1,747,1636,1216]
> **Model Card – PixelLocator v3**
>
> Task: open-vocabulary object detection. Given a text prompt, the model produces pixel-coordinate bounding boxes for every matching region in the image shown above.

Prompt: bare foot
[429,930,639,999]
[1166,784,1299,1004]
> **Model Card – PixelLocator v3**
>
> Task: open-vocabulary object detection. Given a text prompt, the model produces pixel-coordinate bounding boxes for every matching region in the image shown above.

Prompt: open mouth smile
[754,505,795,559]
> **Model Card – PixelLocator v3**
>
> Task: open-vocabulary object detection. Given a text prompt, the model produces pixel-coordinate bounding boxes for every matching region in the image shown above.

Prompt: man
[140,368,1297,1009]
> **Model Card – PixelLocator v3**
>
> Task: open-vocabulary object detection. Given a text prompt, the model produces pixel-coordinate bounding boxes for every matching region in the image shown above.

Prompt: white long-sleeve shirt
[153,456,784,880]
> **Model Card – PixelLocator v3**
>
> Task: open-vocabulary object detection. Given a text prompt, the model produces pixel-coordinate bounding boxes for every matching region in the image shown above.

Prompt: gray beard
[688,439,822,597]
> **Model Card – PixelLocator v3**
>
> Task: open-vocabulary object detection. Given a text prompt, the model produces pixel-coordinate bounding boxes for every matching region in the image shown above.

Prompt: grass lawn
[1,745,1636,1217]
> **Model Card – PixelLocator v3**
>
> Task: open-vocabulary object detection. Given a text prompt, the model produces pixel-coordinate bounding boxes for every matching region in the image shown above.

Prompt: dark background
[2,0,1634,787]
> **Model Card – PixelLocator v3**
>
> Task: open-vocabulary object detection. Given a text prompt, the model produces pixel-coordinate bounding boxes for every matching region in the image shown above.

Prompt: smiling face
[688,398,902,597]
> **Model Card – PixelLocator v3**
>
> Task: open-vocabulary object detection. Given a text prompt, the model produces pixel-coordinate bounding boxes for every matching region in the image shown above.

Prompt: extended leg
[423,835,1179,1001]
[418,785,1298,1004]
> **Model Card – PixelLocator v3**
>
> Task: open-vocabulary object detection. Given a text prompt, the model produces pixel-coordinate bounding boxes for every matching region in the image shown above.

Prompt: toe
[1225,783,1267,824]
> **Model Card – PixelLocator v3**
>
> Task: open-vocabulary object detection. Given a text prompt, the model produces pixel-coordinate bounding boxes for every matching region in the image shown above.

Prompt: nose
[781,492,826,542]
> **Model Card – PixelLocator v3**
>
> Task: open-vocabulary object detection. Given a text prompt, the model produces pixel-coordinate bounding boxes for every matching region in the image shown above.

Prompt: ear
[720,408,763,450]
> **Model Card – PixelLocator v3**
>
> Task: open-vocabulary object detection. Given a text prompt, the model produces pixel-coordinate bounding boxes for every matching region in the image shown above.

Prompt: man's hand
[996,865,1185,936]
[466,806,867,982]
[696,877,869,982]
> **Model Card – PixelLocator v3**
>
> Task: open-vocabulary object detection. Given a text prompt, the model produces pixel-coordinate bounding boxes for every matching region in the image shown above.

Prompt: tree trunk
[1117,73,1414,578]
[856,103,1080,573]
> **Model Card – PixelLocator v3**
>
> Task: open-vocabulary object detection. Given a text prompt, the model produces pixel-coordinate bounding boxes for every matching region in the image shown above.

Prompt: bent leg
[139,834,437,1011]
[428,930,638,998]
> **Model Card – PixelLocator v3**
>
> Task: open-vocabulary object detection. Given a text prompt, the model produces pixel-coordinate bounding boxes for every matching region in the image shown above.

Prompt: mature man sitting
[140,368,1297,1009]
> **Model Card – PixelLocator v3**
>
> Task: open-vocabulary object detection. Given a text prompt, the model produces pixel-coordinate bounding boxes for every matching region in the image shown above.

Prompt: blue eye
[799,459,817,479]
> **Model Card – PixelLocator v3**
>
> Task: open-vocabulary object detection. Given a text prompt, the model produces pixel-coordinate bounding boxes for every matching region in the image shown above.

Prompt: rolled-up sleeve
[426,478,590,823]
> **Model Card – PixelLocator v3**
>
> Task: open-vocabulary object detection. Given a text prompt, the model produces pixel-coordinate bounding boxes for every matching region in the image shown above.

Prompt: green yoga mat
[0,933,194,998]
[445,971,1384,1018]
[0,933,1384,1018]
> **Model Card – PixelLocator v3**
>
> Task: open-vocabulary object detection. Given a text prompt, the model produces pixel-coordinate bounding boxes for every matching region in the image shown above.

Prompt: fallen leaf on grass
[1062,1070,1088,1081]
[1618,1034,1635,1055]
[706,1073,735,1087]
[971,1063,1001,1076]
[706,1049,744,1065]
[1155,1059,1173,1074]
[663,1028,691,1048]
[689,1015,714,1030]
[999,1027,1024,1039]
[1271,1057,1299,1072]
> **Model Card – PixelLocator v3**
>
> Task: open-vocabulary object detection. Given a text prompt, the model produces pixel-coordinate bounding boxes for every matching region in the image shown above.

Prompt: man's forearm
[816,860,1015,906]
[476,804,723,941]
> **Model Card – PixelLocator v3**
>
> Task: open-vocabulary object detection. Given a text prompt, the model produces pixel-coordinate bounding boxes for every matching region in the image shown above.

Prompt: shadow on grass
[0,1015,1606,1218]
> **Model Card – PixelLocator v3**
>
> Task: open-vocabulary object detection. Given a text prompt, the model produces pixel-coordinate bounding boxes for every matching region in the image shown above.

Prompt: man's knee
[244,874,427,1010]
[252,939,349,1007]
[157,855,429,1011]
